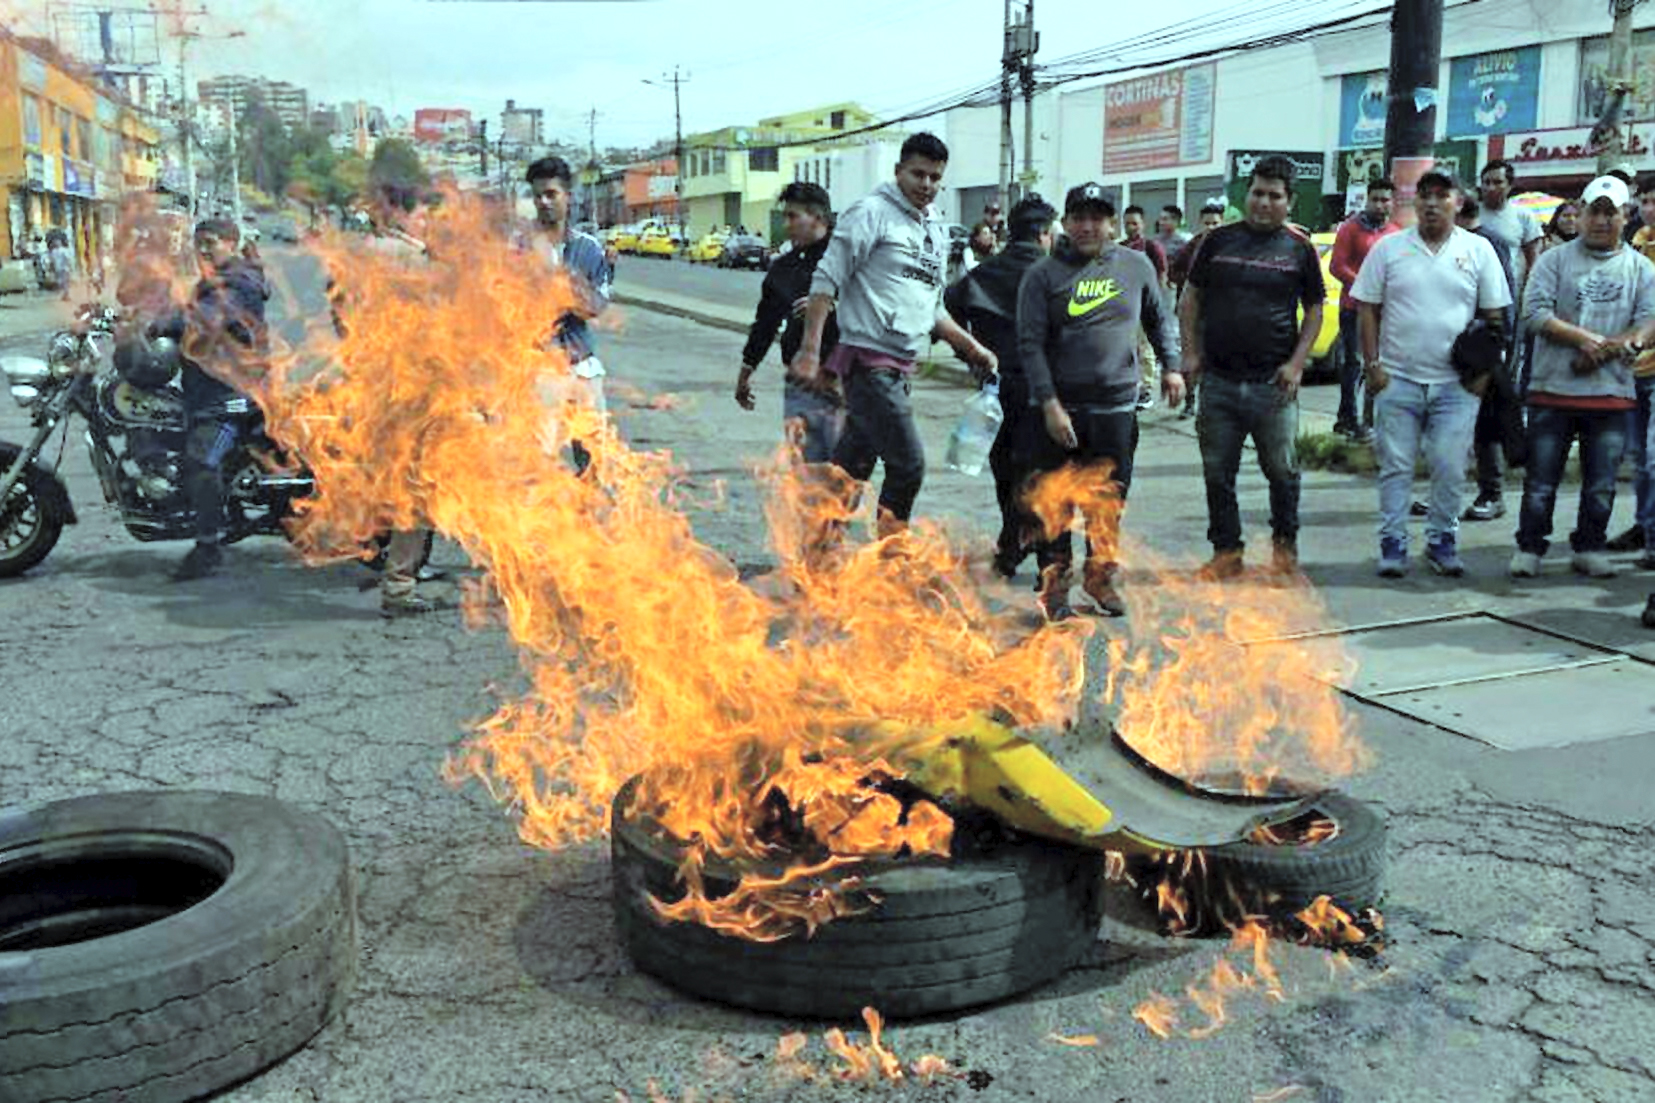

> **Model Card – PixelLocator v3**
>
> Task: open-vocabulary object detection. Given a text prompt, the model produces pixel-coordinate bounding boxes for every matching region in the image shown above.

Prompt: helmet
[113,332,181,389]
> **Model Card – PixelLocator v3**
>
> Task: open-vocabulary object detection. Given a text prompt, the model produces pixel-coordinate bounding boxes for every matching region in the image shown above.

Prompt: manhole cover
[1246,613,1655,750]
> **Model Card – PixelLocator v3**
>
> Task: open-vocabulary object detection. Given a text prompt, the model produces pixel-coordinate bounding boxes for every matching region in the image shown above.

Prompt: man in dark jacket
[173,218,267,580]
[944,194,1055,578]
[1017,183,1183,619]
[736,181,842,461]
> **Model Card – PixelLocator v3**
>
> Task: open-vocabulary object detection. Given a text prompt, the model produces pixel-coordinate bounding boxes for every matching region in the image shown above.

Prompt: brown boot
[1082,561,1127,617]
[1038,564,1076,621]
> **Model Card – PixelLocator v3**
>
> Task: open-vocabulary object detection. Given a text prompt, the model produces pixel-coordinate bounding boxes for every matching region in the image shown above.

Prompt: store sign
[646,174,678,199]
[1447,47,1541,137]
[1492,124,1653,175]
[1579,31,1655,124]
[1338,70,1389,149]
[1103,63,1217,173]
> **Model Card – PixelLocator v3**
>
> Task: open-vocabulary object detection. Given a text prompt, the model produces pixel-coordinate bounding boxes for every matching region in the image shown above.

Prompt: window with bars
[748,146,778,172]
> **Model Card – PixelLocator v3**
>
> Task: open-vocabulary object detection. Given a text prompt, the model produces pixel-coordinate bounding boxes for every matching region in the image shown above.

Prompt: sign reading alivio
[1338,46,1541,148]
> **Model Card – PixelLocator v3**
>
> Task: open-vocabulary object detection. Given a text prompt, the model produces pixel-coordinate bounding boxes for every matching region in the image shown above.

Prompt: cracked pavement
[4,264,1655,1101]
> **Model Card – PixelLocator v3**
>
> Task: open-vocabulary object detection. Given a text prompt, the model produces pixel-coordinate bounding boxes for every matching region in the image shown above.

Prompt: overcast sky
[18,0,1384,147]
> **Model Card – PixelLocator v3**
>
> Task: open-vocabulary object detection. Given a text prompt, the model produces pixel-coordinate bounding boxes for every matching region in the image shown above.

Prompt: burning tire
[611,778,1107,1019]
[1136,792,1386,933]
[0,791,357,1103]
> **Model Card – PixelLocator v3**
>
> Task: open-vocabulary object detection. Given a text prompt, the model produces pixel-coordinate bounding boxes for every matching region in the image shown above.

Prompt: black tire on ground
[0,791,357,1103]
[1132,792,1386,934]
[0,459,67,578]
[610,778,1107,1020]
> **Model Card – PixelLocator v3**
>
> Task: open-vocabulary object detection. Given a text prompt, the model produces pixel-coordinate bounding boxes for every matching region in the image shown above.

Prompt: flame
[1046,1032,1102,1047]
[1132,991,1180,1038]
[219,188,1089,940]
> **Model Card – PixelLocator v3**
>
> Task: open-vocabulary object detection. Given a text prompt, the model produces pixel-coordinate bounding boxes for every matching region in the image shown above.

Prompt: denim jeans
[1021,406,1138,578]
[832,367,926,522]
[1632,376,1655,544]
[1335,307,1365,429]
[783,378,845,464]
[1196,373,1300,552]
[1516,407,1628,555]
[1373,378,1480,547]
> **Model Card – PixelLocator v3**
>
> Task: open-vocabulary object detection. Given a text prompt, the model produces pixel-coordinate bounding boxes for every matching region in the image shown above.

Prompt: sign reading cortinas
[1104,63,1217,174]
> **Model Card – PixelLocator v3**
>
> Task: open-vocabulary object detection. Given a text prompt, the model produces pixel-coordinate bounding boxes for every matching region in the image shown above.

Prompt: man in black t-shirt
[1179,155,1325,577]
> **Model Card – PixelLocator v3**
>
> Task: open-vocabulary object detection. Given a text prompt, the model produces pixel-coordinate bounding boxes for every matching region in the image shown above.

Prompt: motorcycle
[0,306,429,578]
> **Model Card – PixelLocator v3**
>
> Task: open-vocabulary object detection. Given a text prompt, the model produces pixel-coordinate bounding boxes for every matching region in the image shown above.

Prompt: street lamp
[641,68,687,242]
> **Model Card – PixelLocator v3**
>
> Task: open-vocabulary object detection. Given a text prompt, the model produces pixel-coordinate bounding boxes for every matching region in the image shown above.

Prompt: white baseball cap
[1582,175,1631,210]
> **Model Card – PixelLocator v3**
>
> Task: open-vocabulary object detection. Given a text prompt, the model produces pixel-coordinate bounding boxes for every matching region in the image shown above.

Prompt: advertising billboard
[413,108,473,145]
[1103,63,1216,174]
[1337,70,1389,149]
[1447,47,1541,137]
[1225,150,1326,230]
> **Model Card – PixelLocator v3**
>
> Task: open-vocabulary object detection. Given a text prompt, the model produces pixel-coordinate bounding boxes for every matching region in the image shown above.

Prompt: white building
[939,0,1655,232]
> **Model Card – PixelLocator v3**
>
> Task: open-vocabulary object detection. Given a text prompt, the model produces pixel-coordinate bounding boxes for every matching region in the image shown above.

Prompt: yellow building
[0,32,160,269]
[681,103,876,243]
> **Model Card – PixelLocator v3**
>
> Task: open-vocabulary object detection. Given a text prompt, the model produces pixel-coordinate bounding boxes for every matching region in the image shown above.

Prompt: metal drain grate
[1246,613,1655,750]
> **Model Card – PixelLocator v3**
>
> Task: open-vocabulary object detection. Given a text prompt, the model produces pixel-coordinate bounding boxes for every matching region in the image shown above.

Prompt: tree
[369,139,428,205]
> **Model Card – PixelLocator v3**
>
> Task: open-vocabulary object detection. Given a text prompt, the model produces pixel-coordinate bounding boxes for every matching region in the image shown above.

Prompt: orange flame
[1132,991,1180,1038]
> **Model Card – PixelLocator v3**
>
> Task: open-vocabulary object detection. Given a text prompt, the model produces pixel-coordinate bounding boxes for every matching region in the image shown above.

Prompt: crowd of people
[728,136,1655,629]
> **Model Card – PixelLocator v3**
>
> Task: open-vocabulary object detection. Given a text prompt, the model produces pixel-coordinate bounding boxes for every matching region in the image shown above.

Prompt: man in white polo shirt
[1352,168,1513,578]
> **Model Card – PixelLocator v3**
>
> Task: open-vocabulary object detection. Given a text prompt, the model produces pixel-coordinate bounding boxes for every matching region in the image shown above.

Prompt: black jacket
[944,241,1046,392]
[741,234,837,371]
[183,258,267,408]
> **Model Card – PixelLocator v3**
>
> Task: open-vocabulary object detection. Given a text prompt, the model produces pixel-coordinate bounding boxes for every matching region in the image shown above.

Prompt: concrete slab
[1383,658,1655,749]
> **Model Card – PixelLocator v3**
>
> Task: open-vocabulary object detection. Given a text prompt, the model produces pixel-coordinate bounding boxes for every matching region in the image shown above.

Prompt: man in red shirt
[1329,179,1399,442]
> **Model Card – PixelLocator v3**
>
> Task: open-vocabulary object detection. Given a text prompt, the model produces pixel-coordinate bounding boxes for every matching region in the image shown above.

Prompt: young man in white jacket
[795,132,997,533]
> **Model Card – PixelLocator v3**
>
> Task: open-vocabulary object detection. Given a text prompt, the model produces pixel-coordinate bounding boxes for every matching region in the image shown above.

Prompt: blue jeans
[1335,306,1365,429]
[1373,378,1480,547]
[1516,407,1628,555]
[1632,376,1655,543]
[1196,373,1300,552]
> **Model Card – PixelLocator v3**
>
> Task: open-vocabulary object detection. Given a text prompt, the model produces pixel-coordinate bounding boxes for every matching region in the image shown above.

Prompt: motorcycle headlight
[47,332,80,376]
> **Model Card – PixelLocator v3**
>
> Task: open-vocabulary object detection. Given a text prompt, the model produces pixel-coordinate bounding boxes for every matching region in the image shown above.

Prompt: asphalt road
[3,251,1655,1102]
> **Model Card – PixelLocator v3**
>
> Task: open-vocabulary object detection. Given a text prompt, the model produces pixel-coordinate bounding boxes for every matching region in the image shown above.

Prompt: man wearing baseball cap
[1015,182,1183,619]
[1352,168,1512,579]
[1512,174,1655,581]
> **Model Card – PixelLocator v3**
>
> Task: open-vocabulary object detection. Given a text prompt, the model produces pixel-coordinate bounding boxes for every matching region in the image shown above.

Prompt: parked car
[613,225,642,254]
[718,234,770,271]
[266,218,300,244]
[686,231,728,264]
[638,228,679,258]
[1297,232,1344,380]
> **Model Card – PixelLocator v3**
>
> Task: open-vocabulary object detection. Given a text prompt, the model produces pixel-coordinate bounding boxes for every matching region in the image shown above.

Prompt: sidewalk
[0,291,77,350]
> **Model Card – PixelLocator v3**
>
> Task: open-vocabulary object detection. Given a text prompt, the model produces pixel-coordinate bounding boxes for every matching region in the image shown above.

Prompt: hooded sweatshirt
[1017,242,1179,410]
[1522,237,1655,407]
[810,181,948,362]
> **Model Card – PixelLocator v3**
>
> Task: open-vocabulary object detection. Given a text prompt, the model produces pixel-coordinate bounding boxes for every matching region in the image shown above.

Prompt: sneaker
[1377,537,1408,578]
[1199,550,1245,581]
[1607,525,1646,553]
[1409,500,1429,518]
[1425,535,1466,577]
[1177,404,1195,420]
[1642,594,1655,629]
[1463,495,1505,521]
[171,542,222,581]
[1135,387,1155,412]
[1082,563,1127,617]
[1571,551,1618,578]
[381,591,450,618]
[1347,426,1375,445]
[1269,538,1299,576]
[1509,550,1542,578]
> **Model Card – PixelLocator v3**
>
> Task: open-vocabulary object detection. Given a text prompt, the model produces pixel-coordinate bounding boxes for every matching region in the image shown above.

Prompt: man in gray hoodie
[796,132,997,533]
[1017,183,1183,619]
[1513,175,1655,580]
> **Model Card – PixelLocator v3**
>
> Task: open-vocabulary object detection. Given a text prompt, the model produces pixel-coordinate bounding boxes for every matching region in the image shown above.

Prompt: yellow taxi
[686,231,728,264]
[638,227,679,258]
[612,224,642,254]
[1305,232,1343,375]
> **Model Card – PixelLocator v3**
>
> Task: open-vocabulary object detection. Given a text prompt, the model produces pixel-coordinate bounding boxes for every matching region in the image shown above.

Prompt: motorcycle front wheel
[0,471,66,577]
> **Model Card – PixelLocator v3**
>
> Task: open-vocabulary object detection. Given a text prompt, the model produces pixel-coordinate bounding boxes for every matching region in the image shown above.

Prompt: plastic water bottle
[946,380,1004,477]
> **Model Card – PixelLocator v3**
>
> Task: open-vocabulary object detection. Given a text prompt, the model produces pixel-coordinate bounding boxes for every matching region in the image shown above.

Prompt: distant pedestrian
[1512,176,1655,580]
[1121,205,1170,411]
[735,181,843,462]
[796,132,998,535]
[1328,178,1399,443]
[1017,183,1183,618]
[1180,156,1324,578]
[1542,201,1580,255]
[1622,180,1655,561]
[1352,169,1512,579]
[47,238,74,300]
[1168,203,1227,419]
[944,194,1056,579]
[1154,204,1190,256]
[961,221,996,274]
[1456,194,1521,521]
[983,202,1006,244]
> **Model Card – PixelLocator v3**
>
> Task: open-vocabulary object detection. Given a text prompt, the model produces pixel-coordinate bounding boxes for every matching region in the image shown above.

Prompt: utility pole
[644,68,689,241]
[478,118,489,180]
[177,32,196,216]
[587,106,599,225]
[1595,0,1642,173]
[227,96,241,222]
[1381,0,1443,225]
[1017,0,1039,196]
[998,0,1014,217]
